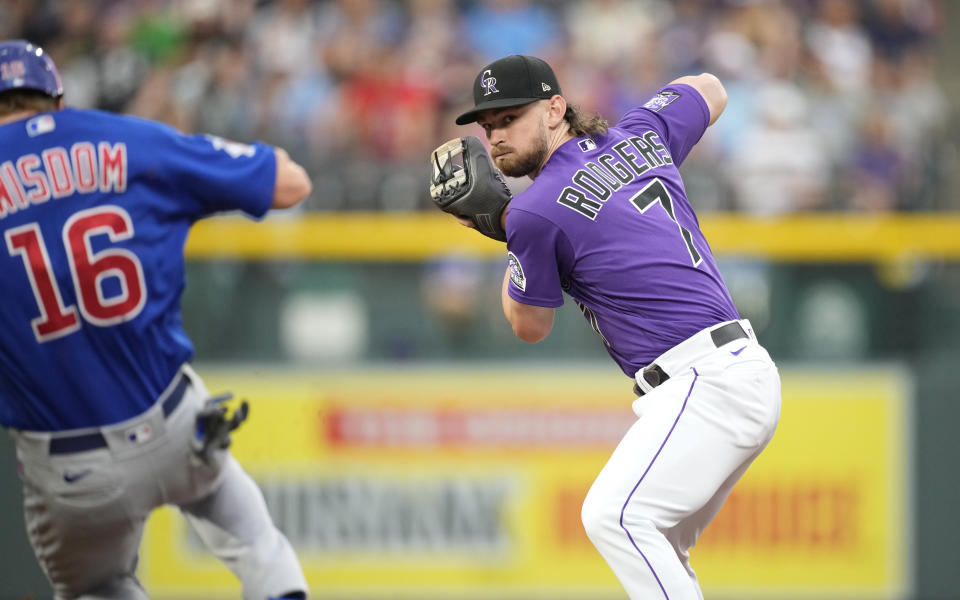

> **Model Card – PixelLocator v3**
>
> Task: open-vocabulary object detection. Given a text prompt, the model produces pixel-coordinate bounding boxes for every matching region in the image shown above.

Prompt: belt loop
[709,321,748,347]
[633,363,668,397]
[632,320,748,398]
[643,364,669,387]
[633,376,654,397]
[161,372,190,418]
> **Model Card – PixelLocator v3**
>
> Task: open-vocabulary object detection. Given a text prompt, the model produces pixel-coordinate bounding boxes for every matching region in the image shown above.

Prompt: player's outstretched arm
[501,269,554,343]
[668,73,727,127]
[272,147,312,209]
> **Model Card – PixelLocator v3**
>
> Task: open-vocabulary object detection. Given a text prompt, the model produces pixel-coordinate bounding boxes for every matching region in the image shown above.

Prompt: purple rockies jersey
[0,108,275,431]
[505,84,739,376]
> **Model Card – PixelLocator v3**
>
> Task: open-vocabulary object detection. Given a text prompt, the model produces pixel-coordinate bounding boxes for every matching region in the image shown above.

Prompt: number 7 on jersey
[630,177,703,267]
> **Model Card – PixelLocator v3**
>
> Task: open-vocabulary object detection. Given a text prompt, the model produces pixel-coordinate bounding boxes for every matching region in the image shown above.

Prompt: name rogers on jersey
[557,129,672,220]
[0,141,127,220]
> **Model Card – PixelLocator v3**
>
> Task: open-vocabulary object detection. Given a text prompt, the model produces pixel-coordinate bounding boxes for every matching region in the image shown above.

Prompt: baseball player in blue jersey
[431,55,781,599]
[0,40,309,599]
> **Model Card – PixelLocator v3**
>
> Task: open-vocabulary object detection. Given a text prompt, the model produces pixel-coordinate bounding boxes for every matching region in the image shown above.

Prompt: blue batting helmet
[0,40,63,98]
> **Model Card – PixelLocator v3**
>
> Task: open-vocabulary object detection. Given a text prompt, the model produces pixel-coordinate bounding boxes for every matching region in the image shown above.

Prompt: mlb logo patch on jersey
[643,90,680,112]
[25,114,55,137]
[507,251,526,292]
[578,138,597,152]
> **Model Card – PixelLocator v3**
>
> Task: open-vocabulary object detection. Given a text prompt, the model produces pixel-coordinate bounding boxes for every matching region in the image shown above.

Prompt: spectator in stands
[7,0,950,212]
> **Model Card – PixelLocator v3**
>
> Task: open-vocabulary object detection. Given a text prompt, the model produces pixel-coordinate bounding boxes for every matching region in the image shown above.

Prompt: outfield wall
[2,213,957,598]
[134,365,911,600]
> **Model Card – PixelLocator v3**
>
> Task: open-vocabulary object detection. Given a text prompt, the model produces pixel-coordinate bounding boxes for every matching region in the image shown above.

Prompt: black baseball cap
[455,55,562,125]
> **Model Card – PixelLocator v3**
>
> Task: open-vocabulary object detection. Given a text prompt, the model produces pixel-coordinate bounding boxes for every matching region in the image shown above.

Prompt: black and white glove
[192,393,249,464]
[429,136,511,242]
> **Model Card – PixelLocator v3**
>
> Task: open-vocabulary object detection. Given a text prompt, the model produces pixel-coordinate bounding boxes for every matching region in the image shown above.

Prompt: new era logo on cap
[456,55,562,125]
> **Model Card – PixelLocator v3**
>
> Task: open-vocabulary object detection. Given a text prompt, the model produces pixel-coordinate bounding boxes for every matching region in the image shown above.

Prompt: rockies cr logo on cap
[481,69,498,96]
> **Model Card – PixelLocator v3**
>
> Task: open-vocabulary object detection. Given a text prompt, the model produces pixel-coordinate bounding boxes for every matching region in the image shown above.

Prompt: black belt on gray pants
[48,372,190,455]
[632,321,748,397]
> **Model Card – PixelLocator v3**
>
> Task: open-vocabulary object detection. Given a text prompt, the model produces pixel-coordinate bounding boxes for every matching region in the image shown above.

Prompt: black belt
[632,321,748,397]
[49,372,190,455]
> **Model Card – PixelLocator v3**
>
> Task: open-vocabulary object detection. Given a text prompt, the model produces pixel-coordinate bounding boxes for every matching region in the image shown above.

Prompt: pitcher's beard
[494,127,549,178]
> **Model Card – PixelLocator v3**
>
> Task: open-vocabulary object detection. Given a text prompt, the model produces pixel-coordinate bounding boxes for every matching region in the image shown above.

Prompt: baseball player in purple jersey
[432,55,781,599]
[0,40,309,599]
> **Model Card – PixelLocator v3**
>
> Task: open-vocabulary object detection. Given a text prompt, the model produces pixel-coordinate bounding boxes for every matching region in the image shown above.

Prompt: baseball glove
[429,136,511,242]
[192,393,249,464]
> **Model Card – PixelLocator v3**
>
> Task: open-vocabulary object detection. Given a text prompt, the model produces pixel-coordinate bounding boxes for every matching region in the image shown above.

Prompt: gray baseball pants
[9,364,307,599]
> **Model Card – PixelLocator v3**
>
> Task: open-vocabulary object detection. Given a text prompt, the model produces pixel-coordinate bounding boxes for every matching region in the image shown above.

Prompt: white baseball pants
[582,320,781,599]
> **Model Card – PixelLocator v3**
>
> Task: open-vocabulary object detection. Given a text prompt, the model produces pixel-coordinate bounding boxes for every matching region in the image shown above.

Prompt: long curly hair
[564,103,609,138]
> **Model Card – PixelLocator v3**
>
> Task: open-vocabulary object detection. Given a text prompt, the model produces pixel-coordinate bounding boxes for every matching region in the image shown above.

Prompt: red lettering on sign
[700,482,860,550]
[324,406,634,448]
[548,480,862,551]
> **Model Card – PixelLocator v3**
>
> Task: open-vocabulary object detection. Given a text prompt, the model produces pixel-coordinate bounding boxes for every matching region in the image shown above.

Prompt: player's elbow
[285,171,313,207]
[671,72,726,125]
[512,321,551,343]
[508,310,554,343]
[697,72,726,125]
[502,294,554,343]
[271,148,312,209]
[272,170,311,209]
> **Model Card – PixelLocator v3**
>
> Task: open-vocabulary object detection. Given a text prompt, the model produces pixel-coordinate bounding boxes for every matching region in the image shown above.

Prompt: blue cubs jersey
[0,108,276,431]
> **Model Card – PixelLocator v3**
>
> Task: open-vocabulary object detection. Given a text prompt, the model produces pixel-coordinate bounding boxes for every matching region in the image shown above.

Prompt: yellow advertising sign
[140,367,910,599]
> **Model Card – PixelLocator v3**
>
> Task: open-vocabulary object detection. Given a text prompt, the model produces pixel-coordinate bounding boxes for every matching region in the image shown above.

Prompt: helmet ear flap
[0,40,64,99]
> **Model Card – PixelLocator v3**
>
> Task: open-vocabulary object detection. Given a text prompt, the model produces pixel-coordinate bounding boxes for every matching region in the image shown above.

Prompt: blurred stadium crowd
[2,0,954,213]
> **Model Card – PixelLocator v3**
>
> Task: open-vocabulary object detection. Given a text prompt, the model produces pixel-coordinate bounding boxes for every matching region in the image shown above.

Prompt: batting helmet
[0,40,63,98]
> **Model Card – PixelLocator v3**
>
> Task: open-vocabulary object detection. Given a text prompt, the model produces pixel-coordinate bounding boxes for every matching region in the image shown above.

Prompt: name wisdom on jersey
[1,141,128,219]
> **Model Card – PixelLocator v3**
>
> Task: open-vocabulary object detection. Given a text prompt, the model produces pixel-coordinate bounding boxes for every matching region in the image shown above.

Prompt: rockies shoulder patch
[643,90,680,112]
[507,252,526,292]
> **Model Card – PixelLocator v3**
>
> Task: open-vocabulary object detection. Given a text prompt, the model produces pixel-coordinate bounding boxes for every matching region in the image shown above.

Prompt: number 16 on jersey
[5,205,146,343]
